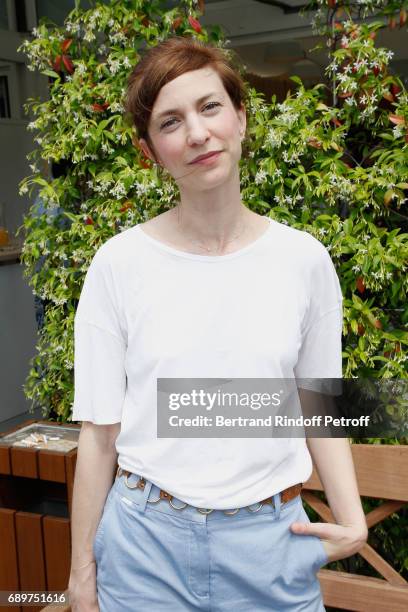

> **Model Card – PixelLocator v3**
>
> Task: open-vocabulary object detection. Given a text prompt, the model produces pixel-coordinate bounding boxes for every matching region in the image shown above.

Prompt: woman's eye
[161,118,177,129]
[160,102,221,130]
[203,102,221,111]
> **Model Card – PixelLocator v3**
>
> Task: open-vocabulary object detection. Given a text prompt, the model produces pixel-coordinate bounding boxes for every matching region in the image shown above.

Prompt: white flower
[76,62,87,76]
[84,30,96,42]
[19,184,29,195]
[110,101,124,113]
[110,181,127,197]
[352,265,361,273]
[255,169,267,185]
[122,56,132,68]
[27,121,37,131]
[107,57,121,74]
[393,125,403,138]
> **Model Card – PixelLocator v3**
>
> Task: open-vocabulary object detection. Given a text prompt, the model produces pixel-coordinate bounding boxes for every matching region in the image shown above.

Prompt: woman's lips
[189,151,222,165]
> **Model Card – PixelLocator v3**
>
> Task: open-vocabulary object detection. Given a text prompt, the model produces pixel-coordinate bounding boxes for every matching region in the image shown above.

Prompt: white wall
[0,22,47,426]
[0,261,38,422]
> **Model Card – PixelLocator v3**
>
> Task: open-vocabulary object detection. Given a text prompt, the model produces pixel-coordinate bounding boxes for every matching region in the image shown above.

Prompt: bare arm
[68,421,120,610]
[71,421,120,568]
[292,437,368,562]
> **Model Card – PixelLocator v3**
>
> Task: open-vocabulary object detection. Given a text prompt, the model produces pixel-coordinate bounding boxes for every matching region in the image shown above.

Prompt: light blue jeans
[94,473,328,611]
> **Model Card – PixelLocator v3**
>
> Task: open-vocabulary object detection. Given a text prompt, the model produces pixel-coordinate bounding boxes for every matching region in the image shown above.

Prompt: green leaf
[41,70,60,79]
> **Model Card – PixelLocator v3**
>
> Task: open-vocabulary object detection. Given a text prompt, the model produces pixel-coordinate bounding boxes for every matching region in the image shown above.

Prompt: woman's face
[138,66,246,191]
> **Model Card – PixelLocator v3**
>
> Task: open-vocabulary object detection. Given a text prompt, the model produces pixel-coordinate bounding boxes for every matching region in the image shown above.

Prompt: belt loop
[138,479,153,513]
[273,492,281,520]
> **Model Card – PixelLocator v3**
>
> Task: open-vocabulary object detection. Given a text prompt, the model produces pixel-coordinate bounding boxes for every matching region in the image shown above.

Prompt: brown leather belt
[116,467,302,516]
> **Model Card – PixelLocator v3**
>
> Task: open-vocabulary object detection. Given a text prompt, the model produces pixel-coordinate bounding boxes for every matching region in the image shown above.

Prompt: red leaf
[357,324,365,336]
[85,217,93,225]
[356,276,365,294]
[391,84,402,97]
[92,102,109,112]
[389,114,405,126]
[120,202,133,213]
[331,117,342,127]
[141,16,150,27]
[53,55,62,72]
[172,17,183,30]
[374,319,382,330]
[61,38,73,53]
[382,90,394,102]
[62,55,74,74]
[140,158,151,169]
[306,138,322,149]
[188,16,202,33]
[389,17,397,29]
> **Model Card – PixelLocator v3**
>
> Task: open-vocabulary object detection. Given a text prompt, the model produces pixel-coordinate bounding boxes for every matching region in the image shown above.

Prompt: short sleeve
[71,249,127,424]
[294,241,343,380]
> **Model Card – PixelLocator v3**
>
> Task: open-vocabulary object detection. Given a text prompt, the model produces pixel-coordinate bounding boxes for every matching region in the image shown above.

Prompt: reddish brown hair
[124,36,249,157]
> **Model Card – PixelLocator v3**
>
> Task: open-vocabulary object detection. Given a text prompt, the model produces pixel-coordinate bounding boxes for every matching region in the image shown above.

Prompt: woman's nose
[186,118,210,146]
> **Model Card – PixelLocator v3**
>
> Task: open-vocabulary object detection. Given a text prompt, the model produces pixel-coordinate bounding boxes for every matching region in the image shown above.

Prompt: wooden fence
[305,444,408,611]
[37,443,408,612]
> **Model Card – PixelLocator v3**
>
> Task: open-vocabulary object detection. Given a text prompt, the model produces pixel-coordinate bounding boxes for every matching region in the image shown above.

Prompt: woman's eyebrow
[153,93,220,121]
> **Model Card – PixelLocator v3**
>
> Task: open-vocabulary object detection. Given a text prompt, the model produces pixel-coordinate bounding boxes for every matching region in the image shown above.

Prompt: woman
[68,36,368,611]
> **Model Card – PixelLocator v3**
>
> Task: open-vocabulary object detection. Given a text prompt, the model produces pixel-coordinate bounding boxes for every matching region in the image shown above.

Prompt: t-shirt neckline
[135,216,274,261]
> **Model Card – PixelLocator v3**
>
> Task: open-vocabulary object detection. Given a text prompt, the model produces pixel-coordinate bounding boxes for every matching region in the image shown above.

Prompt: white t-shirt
[72,217,343,509]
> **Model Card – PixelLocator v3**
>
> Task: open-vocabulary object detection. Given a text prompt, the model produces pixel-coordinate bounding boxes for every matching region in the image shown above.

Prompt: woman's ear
[238,103,247,140]
[137,137,162,164]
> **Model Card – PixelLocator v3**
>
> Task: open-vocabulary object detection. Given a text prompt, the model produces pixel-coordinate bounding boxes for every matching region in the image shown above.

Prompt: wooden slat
[38,451,66,484]
[0,445,11,474]
[319,569,408,611]
[365,500,406,528]
[304,445,408,501]
[0,509,19,588]
[42,517,71,591]
[15,512,46,612]
[358,542,407,586]
[11,447,38,479]
[0,508,21,612]
[301,490,335,522]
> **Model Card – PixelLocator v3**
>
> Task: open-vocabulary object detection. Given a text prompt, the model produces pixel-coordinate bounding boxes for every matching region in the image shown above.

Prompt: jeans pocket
[314,536,329,570]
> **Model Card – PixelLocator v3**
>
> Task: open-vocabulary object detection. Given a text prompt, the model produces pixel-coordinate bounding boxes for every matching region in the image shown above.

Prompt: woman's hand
[290,520,368,562]
[68,560,99,612]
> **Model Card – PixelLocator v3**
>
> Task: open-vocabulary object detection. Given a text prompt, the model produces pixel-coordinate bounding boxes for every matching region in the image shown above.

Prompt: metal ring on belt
[116,467,302,515]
